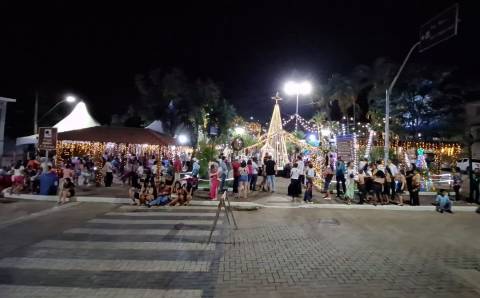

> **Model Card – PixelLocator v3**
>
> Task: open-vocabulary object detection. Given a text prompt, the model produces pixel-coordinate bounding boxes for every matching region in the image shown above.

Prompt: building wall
[465,101,480,159]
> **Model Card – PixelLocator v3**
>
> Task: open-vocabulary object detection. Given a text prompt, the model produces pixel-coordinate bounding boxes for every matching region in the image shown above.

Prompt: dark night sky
[1,0,479,138]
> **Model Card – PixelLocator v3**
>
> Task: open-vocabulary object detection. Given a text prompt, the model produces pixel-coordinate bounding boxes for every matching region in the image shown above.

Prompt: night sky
[1,0,479,139]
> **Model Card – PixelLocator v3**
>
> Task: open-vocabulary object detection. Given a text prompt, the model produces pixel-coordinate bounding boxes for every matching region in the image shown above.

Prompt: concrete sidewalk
[3,191,478,212]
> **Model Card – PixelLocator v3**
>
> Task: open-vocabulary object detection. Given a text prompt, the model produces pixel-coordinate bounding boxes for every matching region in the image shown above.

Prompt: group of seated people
[129,180,193,207]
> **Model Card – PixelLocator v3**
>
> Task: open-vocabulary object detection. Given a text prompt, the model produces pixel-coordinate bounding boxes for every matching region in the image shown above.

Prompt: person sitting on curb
[435,189,453,214]
[129,183,155,206]
[147,183,172,207]
[58,177,75,204]
[169,184,190,206]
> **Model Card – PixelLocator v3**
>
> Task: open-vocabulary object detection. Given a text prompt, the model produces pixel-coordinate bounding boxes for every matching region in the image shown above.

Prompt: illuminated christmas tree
[416,148,427,170]
[261,93,289,168]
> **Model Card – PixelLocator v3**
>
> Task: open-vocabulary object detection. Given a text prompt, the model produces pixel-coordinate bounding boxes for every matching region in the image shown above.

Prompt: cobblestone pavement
[0,202,479,297]
[215,208,480,298]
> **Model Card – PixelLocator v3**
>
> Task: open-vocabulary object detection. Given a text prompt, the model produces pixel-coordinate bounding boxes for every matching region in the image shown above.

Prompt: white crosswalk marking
[0,206,224,296]
[33,239,215,251]
[0,285,203,298]
[89,218,220,225]
[0,257,210,272]
[119,205,218,211]
[65,227,219,236]
[106,212,217,217]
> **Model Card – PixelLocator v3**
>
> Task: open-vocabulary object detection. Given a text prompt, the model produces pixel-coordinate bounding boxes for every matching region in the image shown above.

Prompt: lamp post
[284,81,312,132]
[34,95,76,133]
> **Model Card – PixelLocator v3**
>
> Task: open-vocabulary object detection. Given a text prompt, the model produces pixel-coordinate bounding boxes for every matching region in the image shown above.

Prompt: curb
[3,192,131,204]
[3,189,478,212]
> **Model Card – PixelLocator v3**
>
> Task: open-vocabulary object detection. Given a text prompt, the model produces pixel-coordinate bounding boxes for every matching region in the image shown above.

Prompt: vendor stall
[56,126,191,185]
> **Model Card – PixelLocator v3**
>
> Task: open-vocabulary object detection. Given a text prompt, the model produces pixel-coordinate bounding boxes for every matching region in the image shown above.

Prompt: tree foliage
[127,68,236,143]
[314,57,471,140]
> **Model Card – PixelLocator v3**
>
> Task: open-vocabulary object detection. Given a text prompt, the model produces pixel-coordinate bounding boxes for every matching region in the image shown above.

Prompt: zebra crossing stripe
[0,257,210,272]
[106,212,217,217]
[33,240,215,251]
[119,205,218,211]
[0,285,202,298]
[64,228,219,236]
[88,218,220,225]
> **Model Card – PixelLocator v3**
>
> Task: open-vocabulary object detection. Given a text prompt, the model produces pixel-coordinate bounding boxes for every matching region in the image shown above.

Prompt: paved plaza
[0,199,479,297]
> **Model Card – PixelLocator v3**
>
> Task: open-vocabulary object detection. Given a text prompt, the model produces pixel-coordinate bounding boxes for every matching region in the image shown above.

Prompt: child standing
[345,162,355,205]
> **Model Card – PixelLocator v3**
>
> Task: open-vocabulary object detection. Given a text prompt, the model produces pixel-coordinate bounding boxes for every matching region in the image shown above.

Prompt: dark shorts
[383,183,390,195]
[373,182,383,194]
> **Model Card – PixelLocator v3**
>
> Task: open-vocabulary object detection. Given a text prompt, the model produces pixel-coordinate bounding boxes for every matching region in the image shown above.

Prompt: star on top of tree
[271,92,283,104]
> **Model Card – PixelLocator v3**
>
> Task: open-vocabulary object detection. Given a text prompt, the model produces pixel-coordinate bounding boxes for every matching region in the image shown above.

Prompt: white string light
[404,151,410,166]
[353,132,358,172]
[364,129,374,159]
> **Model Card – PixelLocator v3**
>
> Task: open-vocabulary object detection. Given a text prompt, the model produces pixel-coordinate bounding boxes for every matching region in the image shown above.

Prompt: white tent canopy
[146,120,164,133]
[16,101,99,146]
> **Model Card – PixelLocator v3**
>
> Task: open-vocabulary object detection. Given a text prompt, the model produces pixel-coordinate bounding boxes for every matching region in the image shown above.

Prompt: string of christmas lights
[353,133,358,171]
[364,129,374,159]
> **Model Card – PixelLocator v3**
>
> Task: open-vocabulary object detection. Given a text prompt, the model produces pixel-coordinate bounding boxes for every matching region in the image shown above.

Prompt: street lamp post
[284,81,312,132]
[34,95,76,133]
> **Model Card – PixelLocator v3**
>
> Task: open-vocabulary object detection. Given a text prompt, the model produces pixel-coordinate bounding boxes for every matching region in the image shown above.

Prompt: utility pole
[384,41,420,162]
[384,4,459,163]
[467,133,474,202]
[34,91,39,134]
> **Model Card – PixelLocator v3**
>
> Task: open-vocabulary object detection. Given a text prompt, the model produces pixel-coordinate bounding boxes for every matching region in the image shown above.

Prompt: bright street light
[65,96,76,103]
[283,80,312,131]
[284,81,312,96]
[35,94,78,133]
[178,134,189,145]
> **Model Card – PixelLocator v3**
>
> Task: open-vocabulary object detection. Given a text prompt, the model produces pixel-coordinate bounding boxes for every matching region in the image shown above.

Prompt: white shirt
[151,164,158,175]
[136,165,144,176]
[306,168,315,178]
[388,163,398,177]
[104,162,113,173]
[359,161,367,171]
[297,160,304,174]
[41,162,49,173]
[13,166,24,176]
[252,161,259,175]
[290,167,300,179]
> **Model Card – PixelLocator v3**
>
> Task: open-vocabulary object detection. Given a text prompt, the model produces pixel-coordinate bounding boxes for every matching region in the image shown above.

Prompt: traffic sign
[419,3,459,53]
[38,127,58,151]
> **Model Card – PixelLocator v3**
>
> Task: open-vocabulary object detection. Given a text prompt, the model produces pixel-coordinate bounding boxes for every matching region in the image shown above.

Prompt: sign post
[336,135,354,163]
[384,3,459,163]
[38,127,58,158]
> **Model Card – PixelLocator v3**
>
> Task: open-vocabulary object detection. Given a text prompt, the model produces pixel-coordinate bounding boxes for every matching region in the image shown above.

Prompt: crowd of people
[329,157,416,206]
[117,153,197,207]
[1,151,196,206]
[204,153,280,200]
[3,149,479,210]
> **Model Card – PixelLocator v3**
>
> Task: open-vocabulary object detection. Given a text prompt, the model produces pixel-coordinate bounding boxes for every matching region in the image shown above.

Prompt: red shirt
[174,159,182,172]
[232,161,240,177]
[27,160,40,170]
